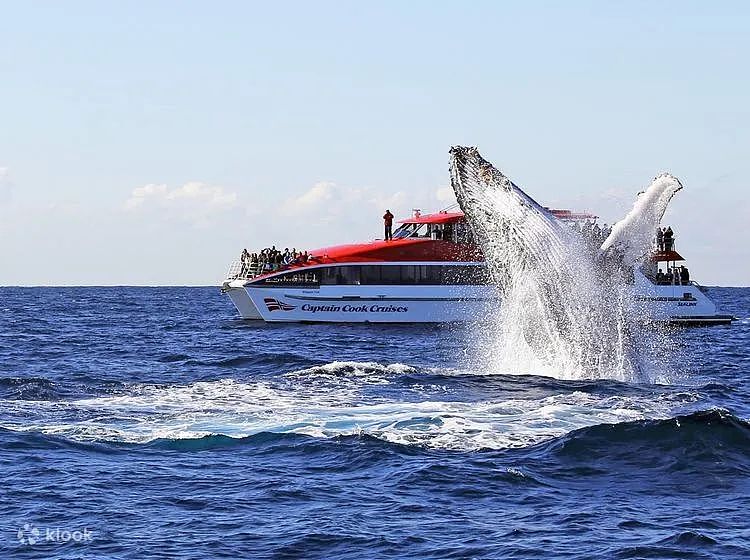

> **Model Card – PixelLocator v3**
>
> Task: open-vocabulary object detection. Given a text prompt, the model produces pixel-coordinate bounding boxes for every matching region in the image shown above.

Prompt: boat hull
[222,271,735,325]
[223,279,732,325]
[240,285,495,323]
[633,274,733,324]
[222,281,263,320]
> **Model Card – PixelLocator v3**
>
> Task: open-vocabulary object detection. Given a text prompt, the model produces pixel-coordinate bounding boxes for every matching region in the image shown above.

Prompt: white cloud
[285,181,337,212]
[124,183,167,210]
[281,181,455,222]
[125,181,237,210]
[124,181,239,227]
[281,181,409,224]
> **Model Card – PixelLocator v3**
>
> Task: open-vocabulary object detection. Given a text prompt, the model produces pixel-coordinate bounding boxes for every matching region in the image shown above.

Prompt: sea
[0,286,748,559]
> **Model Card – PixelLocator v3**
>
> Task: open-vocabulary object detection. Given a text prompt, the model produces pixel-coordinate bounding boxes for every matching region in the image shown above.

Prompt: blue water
[1,287,748,559]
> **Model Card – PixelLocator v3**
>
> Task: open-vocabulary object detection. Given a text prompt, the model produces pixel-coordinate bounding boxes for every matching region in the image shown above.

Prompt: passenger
[665,269,673,285]
[239,249,249,277]
[656,269,665,284]
[681,266,690,285]
[383,209,394,241]
[663,226,674,251]
[656,227,664,252]
[301,251,309,263]
[443,224,454,242]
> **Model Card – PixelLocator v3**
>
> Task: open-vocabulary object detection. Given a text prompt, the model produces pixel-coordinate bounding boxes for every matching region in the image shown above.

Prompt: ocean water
[0,286,748,559]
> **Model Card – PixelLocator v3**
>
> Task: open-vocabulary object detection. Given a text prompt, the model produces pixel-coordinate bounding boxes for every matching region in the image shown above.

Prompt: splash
[449,147,679,382]
[600,173,682,266]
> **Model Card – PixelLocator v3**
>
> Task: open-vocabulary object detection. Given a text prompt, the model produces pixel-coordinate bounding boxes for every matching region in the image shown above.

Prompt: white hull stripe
[282,295,500,303]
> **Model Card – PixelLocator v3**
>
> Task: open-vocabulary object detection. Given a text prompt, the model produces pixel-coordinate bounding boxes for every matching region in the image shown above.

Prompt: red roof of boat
[249,238,483,282]
[651,250,685,262]
[307,238,481,264]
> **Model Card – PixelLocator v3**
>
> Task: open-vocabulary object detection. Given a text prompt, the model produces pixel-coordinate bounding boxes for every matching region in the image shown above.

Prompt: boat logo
[264,297,297,312]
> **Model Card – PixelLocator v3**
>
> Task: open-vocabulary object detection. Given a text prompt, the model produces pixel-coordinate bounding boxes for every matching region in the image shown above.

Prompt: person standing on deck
[680,266,690,285]
[663,226,674,251]
[383,209,394,241]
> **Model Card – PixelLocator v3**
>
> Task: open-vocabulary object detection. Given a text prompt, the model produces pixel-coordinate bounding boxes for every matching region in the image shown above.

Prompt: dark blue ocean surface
[0,287,748,559]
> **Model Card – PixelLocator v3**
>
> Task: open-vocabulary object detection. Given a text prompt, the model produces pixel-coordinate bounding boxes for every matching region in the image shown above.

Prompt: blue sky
[1,1,748,285]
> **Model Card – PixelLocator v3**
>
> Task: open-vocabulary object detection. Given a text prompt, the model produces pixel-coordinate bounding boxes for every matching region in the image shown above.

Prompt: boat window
[321,267,337,285]
[360,265,381,284]
[392,224,416,239]
[380,266,401,284]
[410,223,427,238]
[443,224,454,242]
[318,264,489,285]
[423,265,443,284]
[321,266,361,285]
[403,265,439,284]
[394,223,428,238]
[400,265,418,283]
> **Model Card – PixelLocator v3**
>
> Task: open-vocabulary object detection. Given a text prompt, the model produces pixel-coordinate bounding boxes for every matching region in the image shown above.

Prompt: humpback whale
[449,146,679,381]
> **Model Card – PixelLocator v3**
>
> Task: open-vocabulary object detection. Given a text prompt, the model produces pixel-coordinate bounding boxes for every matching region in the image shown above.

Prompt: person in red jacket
[383,209,394,240]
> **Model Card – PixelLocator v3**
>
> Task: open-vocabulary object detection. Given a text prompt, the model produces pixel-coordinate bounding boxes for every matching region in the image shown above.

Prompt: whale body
[448,146,676,381]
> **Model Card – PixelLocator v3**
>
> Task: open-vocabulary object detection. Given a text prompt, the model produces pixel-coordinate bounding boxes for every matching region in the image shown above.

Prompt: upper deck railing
[226,260,274,281]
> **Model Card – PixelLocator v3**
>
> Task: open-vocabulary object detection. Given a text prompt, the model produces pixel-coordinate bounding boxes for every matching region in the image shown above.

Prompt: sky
[1,1,748,286]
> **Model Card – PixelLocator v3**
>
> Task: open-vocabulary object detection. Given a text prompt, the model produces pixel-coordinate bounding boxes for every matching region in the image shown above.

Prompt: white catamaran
[221,207,731,325]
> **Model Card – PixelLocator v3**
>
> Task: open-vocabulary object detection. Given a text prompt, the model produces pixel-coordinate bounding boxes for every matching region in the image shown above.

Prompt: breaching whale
[448,146,679,381]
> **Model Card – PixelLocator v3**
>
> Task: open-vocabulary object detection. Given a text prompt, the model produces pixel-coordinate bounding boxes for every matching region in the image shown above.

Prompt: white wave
[0,363,704,451]
[286,361,415,381]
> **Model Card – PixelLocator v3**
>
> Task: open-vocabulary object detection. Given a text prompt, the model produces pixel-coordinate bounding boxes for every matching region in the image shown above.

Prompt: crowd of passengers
[239,247,310,277]
[654,265,690,286]
[569,220,612,249]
